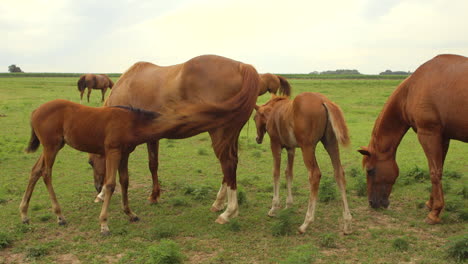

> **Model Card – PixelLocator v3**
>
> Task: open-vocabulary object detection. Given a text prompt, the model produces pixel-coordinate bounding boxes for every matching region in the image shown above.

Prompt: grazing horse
[77,74,114,103]
[253,93,352,234]
[358,54,468,224]
[258,73,291,96]
[88,55,260,224]
[22,55,260,234]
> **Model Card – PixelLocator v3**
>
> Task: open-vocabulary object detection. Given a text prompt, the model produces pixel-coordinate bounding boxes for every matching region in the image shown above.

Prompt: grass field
[0,75,466,263]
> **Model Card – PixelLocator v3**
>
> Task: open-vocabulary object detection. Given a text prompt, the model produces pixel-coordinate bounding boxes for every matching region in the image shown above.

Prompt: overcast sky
[1,0,467,74]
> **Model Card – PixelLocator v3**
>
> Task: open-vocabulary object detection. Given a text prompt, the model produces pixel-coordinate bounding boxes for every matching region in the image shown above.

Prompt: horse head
[358,146,399,209]
[253,105,268,144]
[88,153,106,193]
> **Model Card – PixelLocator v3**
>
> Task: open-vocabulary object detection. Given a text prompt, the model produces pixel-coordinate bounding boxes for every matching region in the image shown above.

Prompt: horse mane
[111,105,160,122]
[77,75,86,92]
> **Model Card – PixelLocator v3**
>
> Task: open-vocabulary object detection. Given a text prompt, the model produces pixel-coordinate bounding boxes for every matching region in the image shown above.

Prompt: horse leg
[209,127,241,224]
[41,146,67,225]
[268,142,282,217]
[425,139,450,211]
[19,154,45,224]
[87,88,92,103]
[285,148,295,209]
[80,90,84,104]
[147,141,161,204]
[323,137,352,234]
[99,149,121,235]
[417,132,447,224]
[118,153,139,222]
[298,144,321,234]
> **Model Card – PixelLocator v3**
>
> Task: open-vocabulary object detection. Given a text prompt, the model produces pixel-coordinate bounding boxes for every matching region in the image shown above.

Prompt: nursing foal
[253,93,352,234]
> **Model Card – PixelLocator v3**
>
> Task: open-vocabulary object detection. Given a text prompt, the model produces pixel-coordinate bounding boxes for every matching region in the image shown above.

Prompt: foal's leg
[298,144,321,234]
[20,154,45,224]
[147,141,161,204]
[101,88,107,102]
[118,153,139,222]
[285,148,295,209]
[417,132,447,224]
[41,147,67,225]
[268,142,282,216]
[209,127,241,224]
[99,149,121,235]
[323,137,352,234]
[211,183,227,212]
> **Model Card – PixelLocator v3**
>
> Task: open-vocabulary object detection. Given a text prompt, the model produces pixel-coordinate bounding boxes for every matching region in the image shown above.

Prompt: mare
[258,73,291,96]
[358,54,468,224]
[88,55,260,223]
[77,74,114,103]
[22,55,260,234]
[253,93,352,234]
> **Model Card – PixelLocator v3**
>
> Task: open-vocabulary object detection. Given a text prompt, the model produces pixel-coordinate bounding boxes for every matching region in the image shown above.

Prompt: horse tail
[108,77,114,89]
[277,75,291,96]
[25,123,40,153]
[77,75,86,92]
[323,101,350,147]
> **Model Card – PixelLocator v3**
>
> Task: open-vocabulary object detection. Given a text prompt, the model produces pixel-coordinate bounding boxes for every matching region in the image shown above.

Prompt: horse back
[403,54,468,141]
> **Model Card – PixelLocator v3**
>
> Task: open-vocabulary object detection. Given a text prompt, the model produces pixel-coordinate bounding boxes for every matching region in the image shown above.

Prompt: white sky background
[1,0,467,74]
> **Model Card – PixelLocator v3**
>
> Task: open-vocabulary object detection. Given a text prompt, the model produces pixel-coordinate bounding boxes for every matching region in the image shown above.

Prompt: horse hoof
[101,230,111,236]
[22,218,30,225]
[424,216,441,225]
[210,206,223,212]
[425,201,432,210]
[94,197,103,203]
[130,216,140,222]
[215,215,229,224]
[147,196,159,204]
[58,219,67,226]
[297,227,306,234]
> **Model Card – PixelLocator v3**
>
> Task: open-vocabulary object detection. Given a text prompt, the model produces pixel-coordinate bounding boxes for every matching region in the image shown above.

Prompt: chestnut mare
[258,73,291,96]
[77,74,114,103]
[23,55,260,234]
[253,93,352,234]
[358,54,468,224]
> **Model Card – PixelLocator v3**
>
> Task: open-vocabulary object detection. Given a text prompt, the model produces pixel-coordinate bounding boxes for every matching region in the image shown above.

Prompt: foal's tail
[323,102,350,147]
[77,75,86,92]
[277,75,291,96]
[25,126,40,153]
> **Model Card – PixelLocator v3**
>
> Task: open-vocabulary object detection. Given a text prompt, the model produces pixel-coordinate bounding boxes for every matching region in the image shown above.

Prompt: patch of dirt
[56,253,81,264]
[0,250,26,264]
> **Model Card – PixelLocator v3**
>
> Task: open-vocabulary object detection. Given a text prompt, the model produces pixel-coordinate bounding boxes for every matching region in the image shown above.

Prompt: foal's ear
[357,146,371,156]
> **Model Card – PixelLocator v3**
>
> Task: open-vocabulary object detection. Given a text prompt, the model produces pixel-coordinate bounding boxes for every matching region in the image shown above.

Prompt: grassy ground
[0,76,466,263]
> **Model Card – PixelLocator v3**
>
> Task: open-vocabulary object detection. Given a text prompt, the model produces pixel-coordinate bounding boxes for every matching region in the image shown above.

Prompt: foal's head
[253,96,287,144]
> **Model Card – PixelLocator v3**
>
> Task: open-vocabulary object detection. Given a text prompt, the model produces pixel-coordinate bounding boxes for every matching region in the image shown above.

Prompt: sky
[1,0,467,74]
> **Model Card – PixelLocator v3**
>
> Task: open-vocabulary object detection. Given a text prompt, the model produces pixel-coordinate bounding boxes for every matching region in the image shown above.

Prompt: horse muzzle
[256,136,263,144]
[369,199,390,209]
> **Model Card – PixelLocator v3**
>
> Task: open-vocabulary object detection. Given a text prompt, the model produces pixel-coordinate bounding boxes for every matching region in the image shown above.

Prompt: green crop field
[0,76,466,263]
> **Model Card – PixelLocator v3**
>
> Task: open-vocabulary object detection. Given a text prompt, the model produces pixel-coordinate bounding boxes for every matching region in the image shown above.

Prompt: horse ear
[357,146,371,156]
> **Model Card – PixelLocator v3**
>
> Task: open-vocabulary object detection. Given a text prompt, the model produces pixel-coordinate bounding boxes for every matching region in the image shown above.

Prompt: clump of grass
[353,176,367,197]
[184,185,213,201]
[237,188,247,206]
[319,177,337,203]
[445,170,462,179]
[444,196,464,212]
[392,237,410,251]
[348,167,361,178]
[169,197,189,207]
[15,223,33,234]
[26,244,49,259]
[227,219,241,232]
[252,151,262,158]
[406,166,429,183]
[39,214,53,222]
[197,148,209,156]
[279,243,319,264]
[458,209,468,221]
[271,208,295,237]
[148,224,176,240]
[319,233,338,248]
[147,239,185,264]
[0,232,13,249]
[444,235,468,262]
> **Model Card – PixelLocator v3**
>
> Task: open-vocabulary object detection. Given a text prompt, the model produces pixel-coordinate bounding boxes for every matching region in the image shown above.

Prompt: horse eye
[88,160,94,166]
[366,168,376,176]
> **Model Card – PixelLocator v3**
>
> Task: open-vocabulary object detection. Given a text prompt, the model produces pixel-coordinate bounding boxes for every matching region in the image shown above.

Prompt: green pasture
[0,76,466,263]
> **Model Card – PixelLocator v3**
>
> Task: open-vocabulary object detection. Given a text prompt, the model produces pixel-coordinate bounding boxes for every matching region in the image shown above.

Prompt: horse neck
[369,87,410,159]
[266,99,292,134]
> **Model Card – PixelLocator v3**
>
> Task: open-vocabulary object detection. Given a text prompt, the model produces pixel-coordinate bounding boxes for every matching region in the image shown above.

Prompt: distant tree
[8,64,23,73]
[379,69,411,75]
[320,69,361,75]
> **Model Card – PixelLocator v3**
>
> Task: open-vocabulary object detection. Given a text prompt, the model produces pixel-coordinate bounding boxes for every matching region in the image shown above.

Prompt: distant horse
[358,54,468,224]
[23,55,260,234]
[77,74,114,103]
[258,73,291,96]
[253,93,352,234]
[88,55,260,226]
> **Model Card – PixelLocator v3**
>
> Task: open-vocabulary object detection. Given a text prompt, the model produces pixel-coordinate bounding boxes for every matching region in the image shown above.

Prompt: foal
[253,93,352,234]
[22,99,165,234]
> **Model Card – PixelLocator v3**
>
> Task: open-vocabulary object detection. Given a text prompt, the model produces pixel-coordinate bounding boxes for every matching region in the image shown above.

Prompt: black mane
[111,105,160,121]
